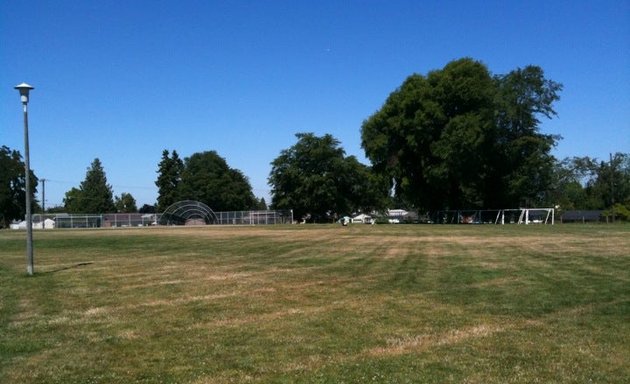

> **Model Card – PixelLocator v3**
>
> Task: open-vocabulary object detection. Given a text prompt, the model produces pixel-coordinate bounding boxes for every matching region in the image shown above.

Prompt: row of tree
[269,58,628,220]
[551,154,630,217]
[268,135,630,222]
[55,151,265,215]
[1,57,629,226]
[2,142,628,226]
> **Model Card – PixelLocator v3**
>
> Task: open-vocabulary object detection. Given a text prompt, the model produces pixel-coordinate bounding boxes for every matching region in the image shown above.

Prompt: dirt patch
[366,324,502,357]
[468,276,520,288]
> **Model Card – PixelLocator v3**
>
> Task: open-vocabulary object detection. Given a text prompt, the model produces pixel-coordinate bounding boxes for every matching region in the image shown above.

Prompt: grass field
[1,224,629,383]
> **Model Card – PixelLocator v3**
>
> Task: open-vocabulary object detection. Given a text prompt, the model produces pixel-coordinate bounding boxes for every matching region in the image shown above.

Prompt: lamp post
[15,83,34,275]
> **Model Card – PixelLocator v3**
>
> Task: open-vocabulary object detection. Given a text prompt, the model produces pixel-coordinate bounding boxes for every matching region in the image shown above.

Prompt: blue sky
[1,0,628,208]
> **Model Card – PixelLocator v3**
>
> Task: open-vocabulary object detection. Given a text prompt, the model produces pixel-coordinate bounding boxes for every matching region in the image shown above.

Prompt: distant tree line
[55,150,266,215]
[550,153,630,218]
[1,57,629,224]
[272,58,629,221]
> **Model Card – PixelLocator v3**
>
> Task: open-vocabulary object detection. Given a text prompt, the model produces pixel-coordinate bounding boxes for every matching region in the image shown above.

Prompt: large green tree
[63,158,115,213]
[361,58,562,210]
[0,146,38,228]
[115,192,138,213]
[589,153,630,212]
[492,65,562,207]
[269,133,388,222]
[178,151,257,211]
[548,157,595,210]
[155,149,184,212]
[62,187,83,213]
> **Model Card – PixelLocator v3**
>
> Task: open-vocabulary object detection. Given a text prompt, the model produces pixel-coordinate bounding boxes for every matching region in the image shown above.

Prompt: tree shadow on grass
[44,262,94,274]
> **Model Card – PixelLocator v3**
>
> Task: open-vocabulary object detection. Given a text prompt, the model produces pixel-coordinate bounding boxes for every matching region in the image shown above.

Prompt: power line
[43,179,156,190]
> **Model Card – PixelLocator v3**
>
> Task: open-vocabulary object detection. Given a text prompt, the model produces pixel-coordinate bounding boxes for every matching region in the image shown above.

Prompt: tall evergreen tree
[156,149,184,212]
[64,158,115,213]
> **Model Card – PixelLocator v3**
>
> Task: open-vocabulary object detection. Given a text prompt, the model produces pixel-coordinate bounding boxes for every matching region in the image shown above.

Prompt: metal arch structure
[159,200,218,225]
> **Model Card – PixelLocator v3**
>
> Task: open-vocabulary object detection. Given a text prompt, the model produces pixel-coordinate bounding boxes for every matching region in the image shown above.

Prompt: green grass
[0,224,628,383]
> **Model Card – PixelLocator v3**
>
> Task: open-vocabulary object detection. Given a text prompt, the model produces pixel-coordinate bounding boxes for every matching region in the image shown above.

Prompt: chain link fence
[26,210,293,229]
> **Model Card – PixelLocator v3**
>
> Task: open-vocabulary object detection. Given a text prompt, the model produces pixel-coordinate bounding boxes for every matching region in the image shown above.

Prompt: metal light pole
[15,83,35,275]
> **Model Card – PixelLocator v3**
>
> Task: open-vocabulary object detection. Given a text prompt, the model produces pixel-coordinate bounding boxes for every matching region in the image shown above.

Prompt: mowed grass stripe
[1,224,628,383]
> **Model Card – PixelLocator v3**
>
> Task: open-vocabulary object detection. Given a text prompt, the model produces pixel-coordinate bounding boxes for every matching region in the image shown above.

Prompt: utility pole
[41,178,46,228]
[610,153,615,223]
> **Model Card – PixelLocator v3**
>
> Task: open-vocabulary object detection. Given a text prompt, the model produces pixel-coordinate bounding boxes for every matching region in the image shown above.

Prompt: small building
[352,214,373,224]
[37,218,56,229]
[9,221,23,230]
[9,218,55,229]
[386,209,419,223]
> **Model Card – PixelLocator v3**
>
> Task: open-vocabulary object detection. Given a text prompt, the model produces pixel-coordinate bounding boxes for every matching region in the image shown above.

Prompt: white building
[352,214,373,224]
[10,218,55,229]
